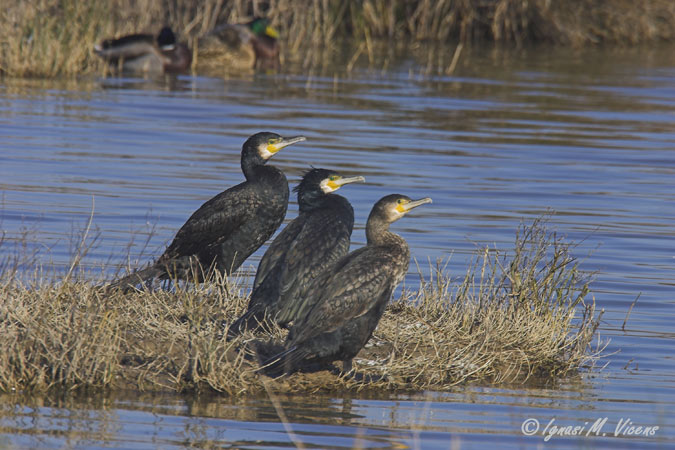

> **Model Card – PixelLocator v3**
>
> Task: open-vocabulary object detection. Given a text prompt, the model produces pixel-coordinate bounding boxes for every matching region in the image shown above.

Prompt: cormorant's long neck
[241,152,265,181]
[366,217,405,248]
[297,190,327,213]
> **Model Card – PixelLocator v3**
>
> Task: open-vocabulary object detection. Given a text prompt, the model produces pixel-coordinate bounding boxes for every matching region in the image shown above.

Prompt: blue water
[1,45,674,448]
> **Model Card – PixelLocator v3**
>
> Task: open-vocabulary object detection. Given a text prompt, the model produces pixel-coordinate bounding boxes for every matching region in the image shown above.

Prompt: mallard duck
[196,17,280,74]
[94,26,191,75]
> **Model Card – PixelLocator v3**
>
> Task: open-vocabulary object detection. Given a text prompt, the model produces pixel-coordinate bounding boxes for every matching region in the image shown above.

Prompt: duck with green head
[196,17,280,74]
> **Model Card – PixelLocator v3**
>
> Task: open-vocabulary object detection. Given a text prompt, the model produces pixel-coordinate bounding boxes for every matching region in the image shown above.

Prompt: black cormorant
[228,168,365,336]
[108,132,306,291]
[263,194,432,374]
[94,26,192,74]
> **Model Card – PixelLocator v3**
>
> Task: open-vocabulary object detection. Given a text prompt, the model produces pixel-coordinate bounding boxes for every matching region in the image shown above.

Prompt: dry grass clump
[0,0,107,77]
[328,0,675,45]
[0,270,262,394]
[0,218,604,395]
[364,218,604,389]
[1,0,674,77]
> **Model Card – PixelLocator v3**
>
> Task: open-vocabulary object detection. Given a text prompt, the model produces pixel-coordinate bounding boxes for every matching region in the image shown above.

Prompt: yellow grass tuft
[1,0,107,77]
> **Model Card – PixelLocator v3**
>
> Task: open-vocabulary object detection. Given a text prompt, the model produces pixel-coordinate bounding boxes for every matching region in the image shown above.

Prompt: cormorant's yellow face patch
[320,174,365,193]
[259,135,306,160]
[326,175,341,190]
[394,197,432,216]
[320,175,341,193]
[266,138,283,154]
[395,198,409,214]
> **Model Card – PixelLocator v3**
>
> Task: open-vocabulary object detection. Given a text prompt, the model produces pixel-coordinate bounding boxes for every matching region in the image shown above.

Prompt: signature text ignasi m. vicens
[521,417,660,442]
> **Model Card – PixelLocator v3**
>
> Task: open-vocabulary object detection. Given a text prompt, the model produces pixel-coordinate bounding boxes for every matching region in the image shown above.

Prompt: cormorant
[108,132,306,291]
[228,168,365,337]
[196,17,280,74]
[263,194,432,374]
[94,26,192,74]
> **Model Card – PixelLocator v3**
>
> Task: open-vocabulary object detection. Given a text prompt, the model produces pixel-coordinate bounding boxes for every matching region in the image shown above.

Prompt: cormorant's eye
[329,175,339,181]
[267,138,279,145]
[397,199,404,204]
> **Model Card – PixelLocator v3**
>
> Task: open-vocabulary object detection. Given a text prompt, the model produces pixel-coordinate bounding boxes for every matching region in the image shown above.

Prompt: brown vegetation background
[2,0,675,77]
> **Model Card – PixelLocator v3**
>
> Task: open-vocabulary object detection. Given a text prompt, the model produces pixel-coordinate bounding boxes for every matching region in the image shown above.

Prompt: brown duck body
[195,18,279,75]
[94,27,191,74]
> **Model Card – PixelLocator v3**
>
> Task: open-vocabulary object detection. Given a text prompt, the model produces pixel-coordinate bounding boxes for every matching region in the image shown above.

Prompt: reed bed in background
[0,218,605,395]
[1,0,674,77]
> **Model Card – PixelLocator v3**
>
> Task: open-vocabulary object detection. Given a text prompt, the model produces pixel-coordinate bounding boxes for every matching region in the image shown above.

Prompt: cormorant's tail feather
[227,307,261,340]
[103,265,164,293]
[258,345,308,376]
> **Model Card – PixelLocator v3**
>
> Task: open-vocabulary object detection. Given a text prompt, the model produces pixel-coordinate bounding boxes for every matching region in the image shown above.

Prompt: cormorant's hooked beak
[267,136,306,154]
[326,175,366,191]
[397,197,432,213]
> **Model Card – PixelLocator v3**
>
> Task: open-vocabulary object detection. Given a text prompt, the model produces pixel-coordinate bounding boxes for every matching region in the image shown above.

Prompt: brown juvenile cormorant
[263,194,432,374]
[94,26,192,74]
[108,132,306,291]
[228,168,365,337]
